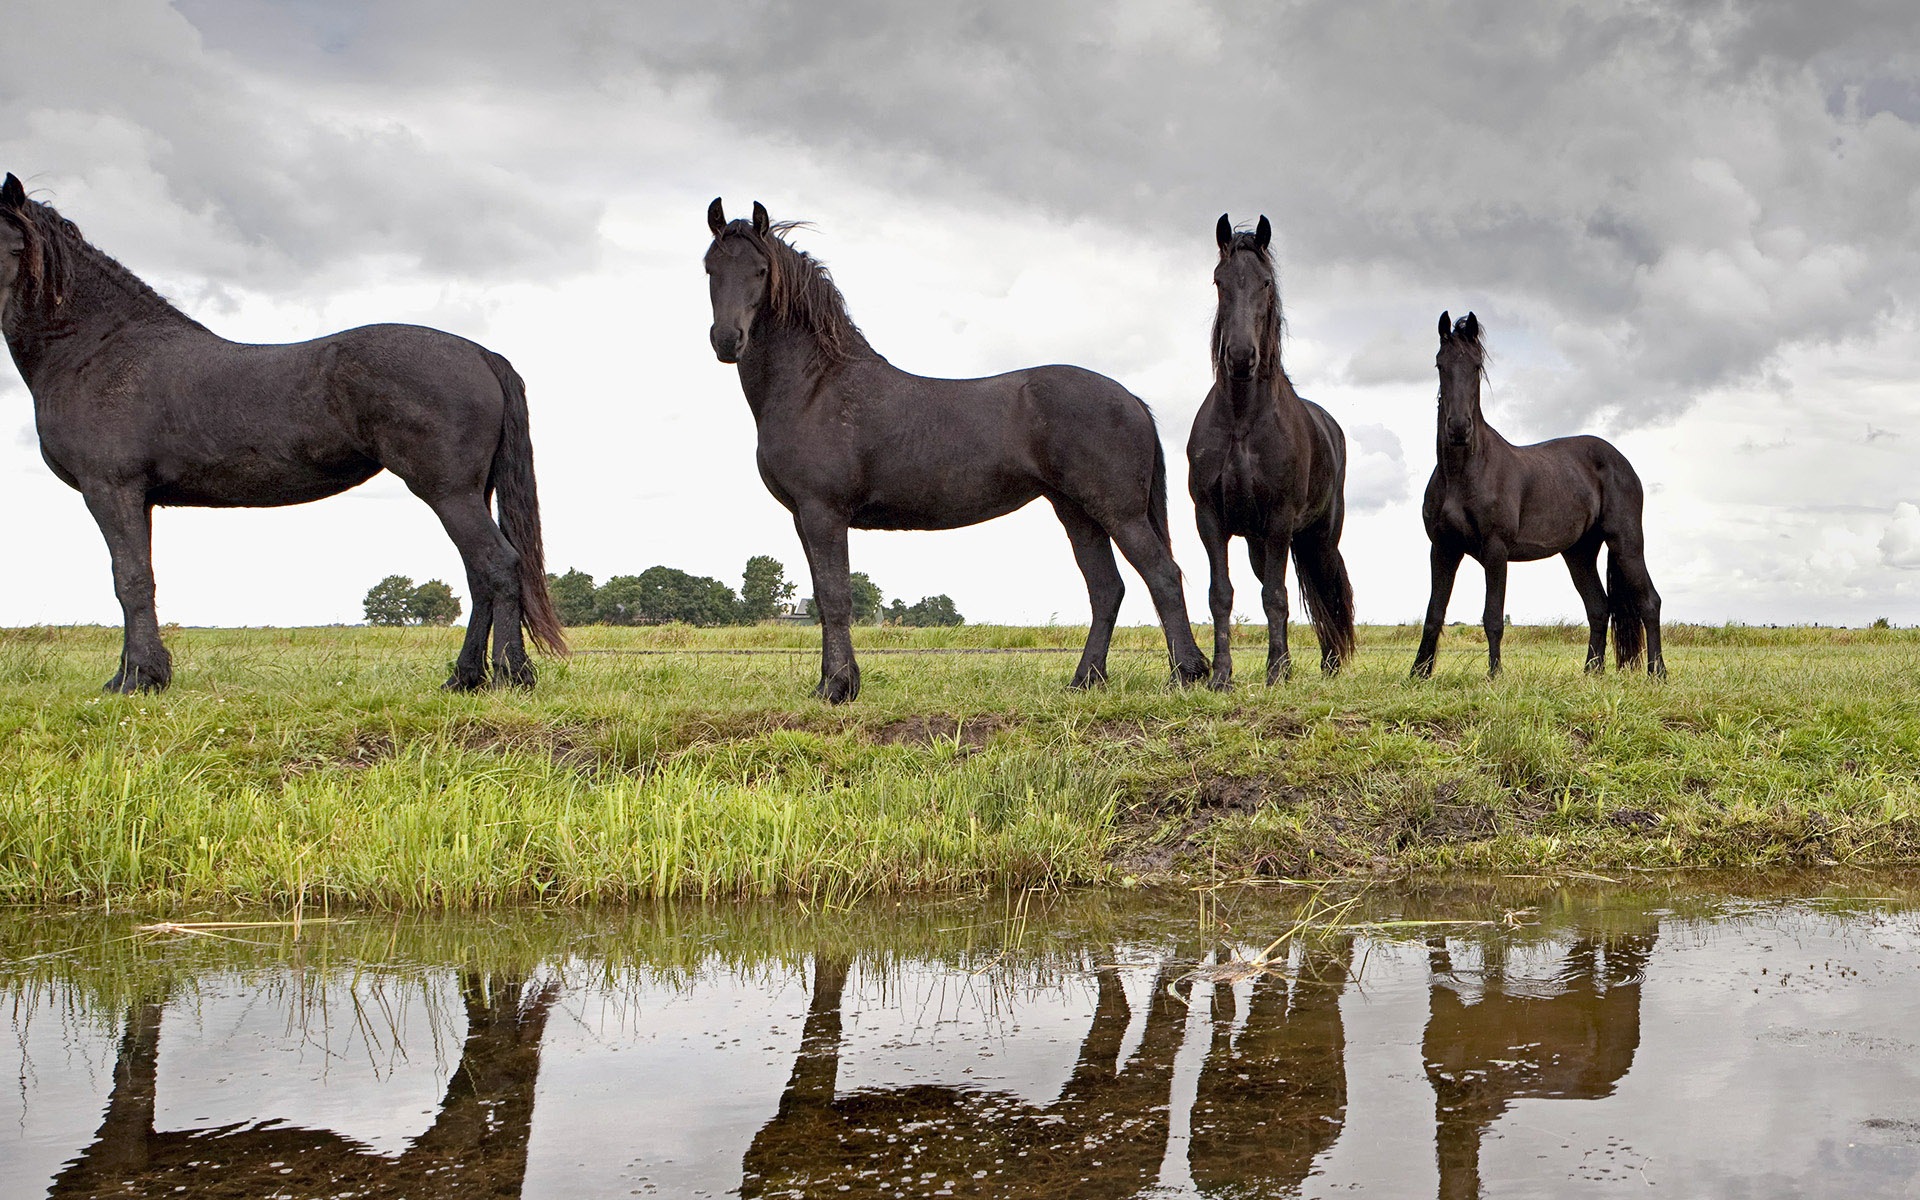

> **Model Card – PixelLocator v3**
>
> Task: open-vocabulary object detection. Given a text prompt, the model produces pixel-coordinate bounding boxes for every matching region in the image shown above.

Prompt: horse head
[1211,213,1277,385]
[704,197,773,363]
[1435,309,1484,448]
[0,173,33,320]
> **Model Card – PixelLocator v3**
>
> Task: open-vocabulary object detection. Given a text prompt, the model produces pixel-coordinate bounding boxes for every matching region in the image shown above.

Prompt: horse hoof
[814,676,860,704]
[106,666,170,694]
[1206,674,1233,693]
[494,663,537,690]
[443,673,487,693]
[1067,671,1108,691]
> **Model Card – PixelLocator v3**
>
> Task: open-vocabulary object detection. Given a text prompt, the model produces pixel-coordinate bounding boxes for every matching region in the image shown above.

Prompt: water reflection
[47,974,556,1199]
[1424,928,1656,1200]
[8,883,1920,1198]
[742,953,1192,1197]
[1189,943,1351,1196]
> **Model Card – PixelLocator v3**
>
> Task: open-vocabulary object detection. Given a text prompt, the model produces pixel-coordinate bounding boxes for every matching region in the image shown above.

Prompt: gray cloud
[3,1,602,292]
[67,1,1920,441]
[366,0,1913,435]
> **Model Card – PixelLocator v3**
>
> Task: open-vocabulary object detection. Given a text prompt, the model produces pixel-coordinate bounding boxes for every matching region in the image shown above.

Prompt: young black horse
[703,199,1210,702]
[0,173,565,691]
[1187,215,1356,687]
[1413,312,1664,678]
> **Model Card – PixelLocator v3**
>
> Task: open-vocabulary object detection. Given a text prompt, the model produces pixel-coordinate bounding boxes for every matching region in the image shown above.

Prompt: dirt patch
[871,714,1010,749]
[1608,808,1661,832]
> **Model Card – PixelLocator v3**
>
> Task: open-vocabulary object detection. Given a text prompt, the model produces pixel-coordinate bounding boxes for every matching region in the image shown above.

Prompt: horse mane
[719,219,870,364]
[1440,316,1492,388]
[1210,230,1288,396]
[0,194,205,330]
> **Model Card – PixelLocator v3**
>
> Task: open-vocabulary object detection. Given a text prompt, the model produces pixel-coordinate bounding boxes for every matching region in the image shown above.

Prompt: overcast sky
[2,0,1918,631]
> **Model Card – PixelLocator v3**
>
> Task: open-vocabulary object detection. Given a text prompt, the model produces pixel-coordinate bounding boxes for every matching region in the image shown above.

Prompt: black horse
[1413,312,1664,678]
[1187,214,1356,687]
[703,199,1209,702]
[0,174,565,691]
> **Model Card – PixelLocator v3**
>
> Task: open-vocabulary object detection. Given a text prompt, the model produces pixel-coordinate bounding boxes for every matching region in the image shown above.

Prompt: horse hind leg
[1562,537,1608,673]
[427,492,530,690]
[1606,536,1665,678]
[1109,517,1209,686]
[1049,497,1124,689]
[82,486,172,693]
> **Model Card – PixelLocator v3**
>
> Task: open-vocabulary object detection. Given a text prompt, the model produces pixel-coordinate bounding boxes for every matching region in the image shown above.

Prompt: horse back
[37,322,506,507]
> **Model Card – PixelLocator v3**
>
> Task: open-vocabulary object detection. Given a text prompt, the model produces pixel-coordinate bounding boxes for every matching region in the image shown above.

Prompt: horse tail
[1148,432,1174,554]
[485,352,568,656]
[1607,552,1644,670]
[1294,531,1357,672]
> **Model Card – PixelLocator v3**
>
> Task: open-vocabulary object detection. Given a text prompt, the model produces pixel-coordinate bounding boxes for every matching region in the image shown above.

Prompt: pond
[6,876,1920,1198]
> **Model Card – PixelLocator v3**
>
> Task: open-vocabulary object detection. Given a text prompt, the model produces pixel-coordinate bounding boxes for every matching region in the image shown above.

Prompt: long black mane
[0,193,204,330]
[715,219,872,364]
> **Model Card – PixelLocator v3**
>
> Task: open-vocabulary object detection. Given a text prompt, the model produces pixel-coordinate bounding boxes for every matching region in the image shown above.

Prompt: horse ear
[1254,215,1271,249]
[752,201,770,236]
[1438,311,1452,341]
[707,197,726,236]
[1,174,24,210]
[1216,214,1232,248]
[1460,311,1479,340]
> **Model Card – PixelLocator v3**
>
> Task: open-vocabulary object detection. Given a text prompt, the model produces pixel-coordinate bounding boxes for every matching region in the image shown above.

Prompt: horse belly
[149,449,382,508]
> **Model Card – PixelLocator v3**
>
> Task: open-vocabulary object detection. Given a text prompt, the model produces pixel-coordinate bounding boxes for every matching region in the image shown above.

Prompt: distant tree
[900,594,964,627]
[406,579,463,626]
[547,568,600,626]
[850,572,883,624]
[600,566,739,626]
[595,574,647,625]
[739,555,797,623]
[364,575,415,626]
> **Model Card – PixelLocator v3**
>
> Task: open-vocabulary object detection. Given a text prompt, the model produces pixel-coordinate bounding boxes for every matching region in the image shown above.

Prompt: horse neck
[1219,365,1302,437]
[4,241,209,387]
[1435,376,1514,477]
[735,311,865,422]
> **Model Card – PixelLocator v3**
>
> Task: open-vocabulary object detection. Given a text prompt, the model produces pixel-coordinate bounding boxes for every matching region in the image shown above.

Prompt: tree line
[366,557,963,628]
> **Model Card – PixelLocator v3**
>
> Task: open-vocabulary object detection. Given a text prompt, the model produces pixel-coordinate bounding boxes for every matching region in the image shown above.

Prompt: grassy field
[0,621,1915,908]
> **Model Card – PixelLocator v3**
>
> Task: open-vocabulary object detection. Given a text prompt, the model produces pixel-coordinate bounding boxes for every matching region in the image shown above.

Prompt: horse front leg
[795,509,860,703]
[1481,551,1509,678]
[82,486,172,693]
[1196,504,1234,690]
[1412,543,1463,679]
[1256,534,1292,685]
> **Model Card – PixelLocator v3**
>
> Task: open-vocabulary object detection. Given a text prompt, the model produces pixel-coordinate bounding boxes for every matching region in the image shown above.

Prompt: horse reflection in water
[743,944,1353,1199]
[1189,943,1352,1194]
[1424,928,1657,1200]
[49,973,558,1199]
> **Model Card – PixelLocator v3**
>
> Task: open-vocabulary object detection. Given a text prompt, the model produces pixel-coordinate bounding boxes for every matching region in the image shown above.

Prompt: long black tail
[1147,433,1174,554]
[484,352,567,656]
[1607,553,1644,669]
[1293,532,1357,673]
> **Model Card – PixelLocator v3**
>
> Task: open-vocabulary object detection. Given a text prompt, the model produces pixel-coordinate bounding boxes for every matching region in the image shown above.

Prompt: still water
[6,878,1920,1198]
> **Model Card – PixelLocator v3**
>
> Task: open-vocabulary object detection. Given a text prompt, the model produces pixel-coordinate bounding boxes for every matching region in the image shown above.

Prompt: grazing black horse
[0,173,565,692]
[1188,214,1356,687]
[1413,312,1664,678]
[703,199,1209,702]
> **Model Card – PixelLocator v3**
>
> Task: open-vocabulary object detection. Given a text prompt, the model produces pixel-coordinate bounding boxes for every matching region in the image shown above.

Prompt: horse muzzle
[710,326,746,364]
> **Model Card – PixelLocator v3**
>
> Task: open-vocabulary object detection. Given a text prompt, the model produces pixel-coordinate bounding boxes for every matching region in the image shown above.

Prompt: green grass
[0,621,1916,907]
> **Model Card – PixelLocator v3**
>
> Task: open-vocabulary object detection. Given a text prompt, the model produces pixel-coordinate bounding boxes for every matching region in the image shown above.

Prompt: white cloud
[1881,502,1920,570]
